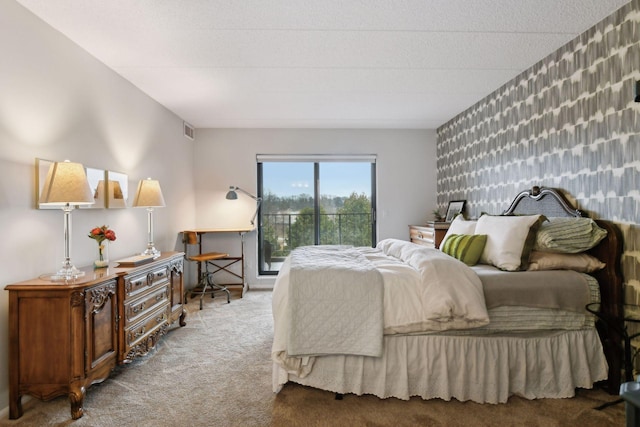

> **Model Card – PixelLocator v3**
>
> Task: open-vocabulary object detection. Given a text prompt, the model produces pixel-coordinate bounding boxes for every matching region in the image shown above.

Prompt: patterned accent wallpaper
[436,1,640,299]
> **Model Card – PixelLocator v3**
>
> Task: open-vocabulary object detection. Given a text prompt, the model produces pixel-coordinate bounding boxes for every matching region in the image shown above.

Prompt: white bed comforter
[272,238,489,377]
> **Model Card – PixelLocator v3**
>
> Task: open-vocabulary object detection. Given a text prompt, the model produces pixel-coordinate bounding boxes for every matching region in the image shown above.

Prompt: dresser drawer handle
[135,327,146,337]
[156,313,167,324]
[132,302,146,313]
[156,294,164,301]
[417,232,423,238]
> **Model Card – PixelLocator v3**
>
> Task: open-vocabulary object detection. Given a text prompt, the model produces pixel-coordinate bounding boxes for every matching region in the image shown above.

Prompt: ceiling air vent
[183,121,195,140]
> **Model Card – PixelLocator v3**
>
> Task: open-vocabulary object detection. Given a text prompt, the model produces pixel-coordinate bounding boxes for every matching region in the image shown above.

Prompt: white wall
[0,1,196,413]
[193,128,437,287]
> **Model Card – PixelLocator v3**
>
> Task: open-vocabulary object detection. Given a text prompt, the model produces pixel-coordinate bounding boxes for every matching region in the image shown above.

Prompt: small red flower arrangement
[89,225,116,266]
[88,225,117,244]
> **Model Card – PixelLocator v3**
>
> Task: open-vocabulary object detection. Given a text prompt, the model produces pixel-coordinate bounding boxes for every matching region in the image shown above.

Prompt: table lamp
[39,160,95,281]
[133,178,165,258]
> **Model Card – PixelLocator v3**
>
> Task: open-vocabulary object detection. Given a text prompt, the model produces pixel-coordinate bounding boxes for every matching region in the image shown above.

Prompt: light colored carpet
[0,289,626,426]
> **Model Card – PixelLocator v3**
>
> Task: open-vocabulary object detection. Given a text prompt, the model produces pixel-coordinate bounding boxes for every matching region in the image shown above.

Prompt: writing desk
[182,227,254,296]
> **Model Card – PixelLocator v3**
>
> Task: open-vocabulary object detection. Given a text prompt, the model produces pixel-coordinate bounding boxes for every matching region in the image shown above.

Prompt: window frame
[256,154,377,276]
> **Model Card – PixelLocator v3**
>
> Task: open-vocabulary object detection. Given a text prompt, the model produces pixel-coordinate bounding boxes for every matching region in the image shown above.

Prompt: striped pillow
[441,234,487,266]
[534,217,607,253]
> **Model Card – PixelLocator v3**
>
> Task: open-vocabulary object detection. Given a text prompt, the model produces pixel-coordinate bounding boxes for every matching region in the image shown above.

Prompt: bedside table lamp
[39,160,95,281]
[225,186,262,226]
[133,178,165,258]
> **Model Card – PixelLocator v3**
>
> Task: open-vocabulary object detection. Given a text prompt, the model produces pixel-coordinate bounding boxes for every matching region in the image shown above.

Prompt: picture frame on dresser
[445,200,466,222]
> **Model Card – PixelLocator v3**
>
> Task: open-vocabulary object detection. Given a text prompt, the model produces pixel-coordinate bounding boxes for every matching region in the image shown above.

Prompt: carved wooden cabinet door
[84,279,118,373]
[169,257,186,326]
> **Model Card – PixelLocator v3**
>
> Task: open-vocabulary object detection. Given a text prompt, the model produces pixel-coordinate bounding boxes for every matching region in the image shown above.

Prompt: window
[257,155,376,275]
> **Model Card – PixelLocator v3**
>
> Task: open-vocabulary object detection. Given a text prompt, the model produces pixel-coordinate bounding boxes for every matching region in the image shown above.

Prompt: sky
[262,162,372,198]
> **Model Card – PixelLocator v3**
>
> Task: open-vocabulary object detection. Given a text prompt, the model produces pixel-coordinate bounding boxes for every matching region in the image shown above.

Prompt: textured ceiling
[16,0,630,129]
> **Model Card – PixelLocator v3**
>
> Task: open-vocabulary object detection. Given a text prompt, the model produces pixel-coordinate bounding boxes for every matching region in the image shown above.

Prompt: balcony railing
[261,212,372,264]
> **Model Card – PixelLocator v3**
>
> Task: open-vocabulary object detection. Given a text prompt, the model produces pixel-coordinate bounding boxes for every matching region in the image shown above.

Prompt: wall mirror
[35,158,57,209]
[81,166,106,209]
[105,170,128,208]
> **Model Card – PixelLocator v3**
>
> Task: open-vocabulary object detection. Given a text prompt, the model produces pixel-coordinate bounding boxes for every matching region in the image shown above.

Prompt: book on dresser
[115,254,155,266]
[409,222,450,249]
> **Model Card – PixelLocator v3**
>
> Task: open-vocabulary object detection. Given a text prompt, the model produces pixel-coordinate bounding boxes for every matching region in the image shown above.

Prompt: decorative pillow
[441,234,487,266]
[534,217,607,253]
[527,251,605,273]
[440,215,477,249]
[475,214,545,271]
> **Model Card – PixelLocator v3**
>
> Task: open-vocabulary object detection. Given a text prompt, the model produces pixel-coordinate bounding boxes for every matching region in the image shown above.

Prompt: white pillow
[475,214,544,271]
[440,215,477,249]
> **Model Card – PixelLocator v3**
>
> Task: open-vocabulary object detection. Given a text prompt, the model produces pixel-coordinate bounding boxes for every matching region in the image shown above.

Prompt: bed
[271,187,624,403]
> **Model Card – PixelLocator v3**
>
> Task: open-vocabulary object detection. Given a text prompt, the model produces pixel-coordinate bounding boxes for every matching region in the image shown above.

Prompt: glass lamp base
[141,246,161,259]
[41,266,86,283]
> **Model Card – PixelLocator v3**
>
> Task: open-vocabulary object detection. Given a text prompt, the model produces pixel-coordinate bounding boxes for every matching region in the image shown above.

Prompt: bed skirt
[273,329,608,403]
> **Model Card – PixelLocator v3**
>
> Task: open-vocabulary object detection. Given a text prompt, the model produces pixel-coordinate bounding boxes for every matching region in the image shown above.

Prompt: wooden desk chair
[183,231,231,310]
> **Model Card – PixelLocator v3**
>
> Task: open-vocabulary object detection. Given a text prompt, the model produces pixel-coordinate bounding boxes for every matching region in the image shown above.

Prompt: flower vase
[94,241,109,268]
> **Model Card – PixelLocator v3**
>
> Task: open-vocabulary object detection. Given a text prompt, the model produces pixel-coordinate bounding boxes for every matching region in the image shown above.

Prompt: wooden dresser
[5,252,186,420]
[409,222,450,249]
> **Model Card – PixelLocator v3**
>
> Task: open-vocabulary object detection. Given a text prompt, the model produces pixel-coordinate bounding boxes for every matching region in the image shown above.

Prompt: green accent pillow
[441,234,487,266]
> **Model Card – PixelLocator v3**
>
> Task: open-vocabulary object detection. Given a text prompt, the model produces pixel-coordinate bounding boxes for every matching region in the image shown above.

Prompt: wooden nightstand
[409,222,450,249]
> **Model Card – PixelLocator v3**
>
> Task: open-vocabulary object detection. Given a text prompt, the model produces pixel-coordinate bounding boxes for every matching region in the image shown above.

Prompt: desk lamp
[225,186,262,226]
[39,160,95,281]
[133,178,165,258]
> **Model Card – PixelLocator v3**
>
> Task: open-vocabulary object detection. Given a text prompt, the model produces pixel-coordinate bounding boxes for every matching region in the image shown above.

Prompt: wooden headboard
[503,186,584,218]
[503,186,624,393]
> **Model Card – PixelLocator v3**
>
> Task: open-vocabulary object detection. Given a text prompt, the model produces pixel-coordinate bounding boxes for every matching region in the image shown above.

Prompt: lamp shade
[226,186,238,200]
[132,178,165,208]
[39,160,94,205]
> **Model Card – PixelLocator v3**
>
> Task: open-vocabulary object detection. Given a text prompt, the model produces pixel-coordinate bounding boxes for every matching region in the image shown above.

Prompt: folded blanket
[472,265,591,312]
[287,246,384,358]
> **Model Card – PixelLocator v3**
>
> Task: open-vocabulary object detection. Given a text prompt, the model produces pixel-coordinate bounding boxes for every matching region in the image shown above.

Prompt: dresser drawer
[409,223,450,249]
[410,226,435,247]
[124,302,170,352]
[123,266,170,299]
[123,284,169,325]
